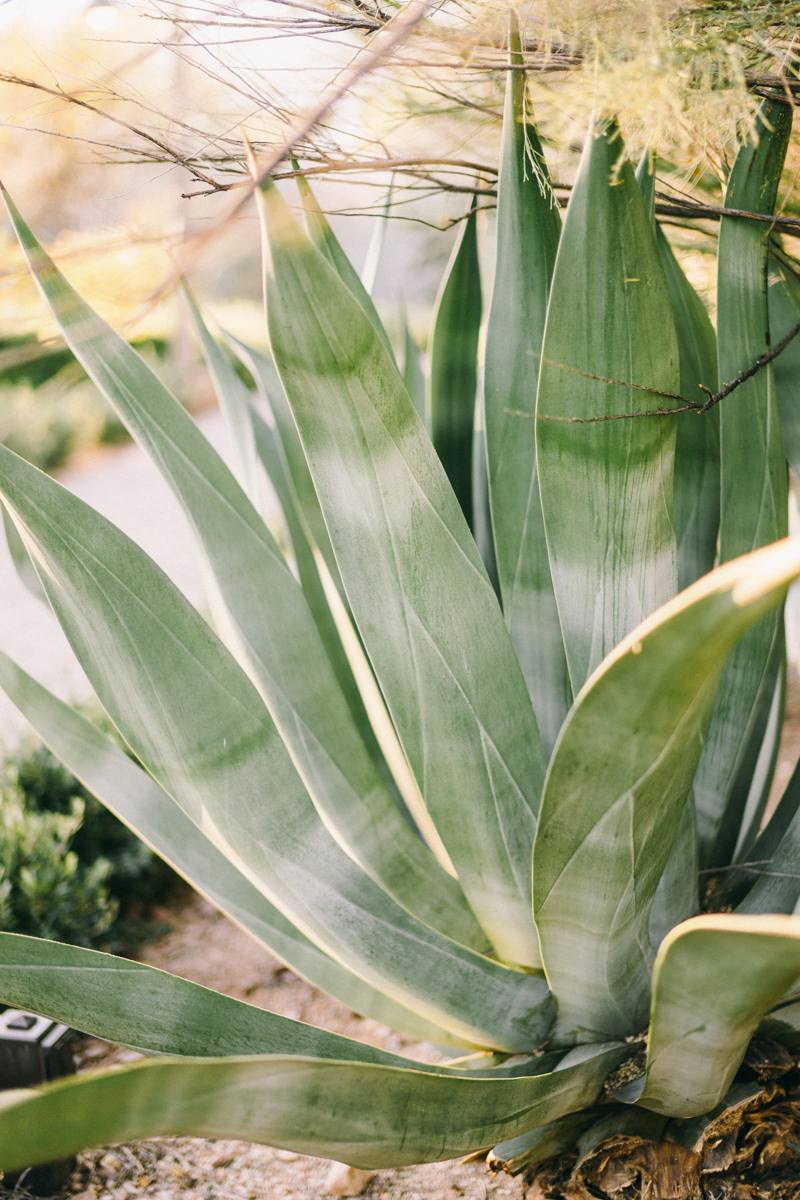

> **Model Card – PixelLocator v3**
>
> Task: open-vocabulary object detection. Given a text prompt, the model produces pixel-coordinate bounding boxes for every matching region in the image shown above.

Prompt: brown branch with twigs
[162,0,440,286]
[512,316,800,424]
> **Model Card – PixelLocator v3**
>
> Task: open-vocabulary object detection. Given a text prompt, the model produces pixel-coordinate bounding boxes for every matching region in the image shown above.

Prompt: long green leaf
[2,501,48,604]
[256,177,549,968]
[183,286,260,508]
[193,300,456,892]
[533,536,800,1044]
[655,228,719,589]
[631,914,800,1117]
[293,171,395,364]
[634,150,719,590]
[221,332,346,598]
[488,1110,601,1175]
[471,393,500,593]
[732,637,785,862]
[402,310,427,427]
[0,445,552,1052]
[483,27,569,755]
[429,202,482,522]
[648,792,699,952]
[0,1043,629,1172]
[536,120,679,692]
[4,193,483,952]
[733,754,800,915]
[769,253,800,477]
[692,98,792,869]
[759,998,800,1051]
[0,933,422,1066]
[0,649,455,1044]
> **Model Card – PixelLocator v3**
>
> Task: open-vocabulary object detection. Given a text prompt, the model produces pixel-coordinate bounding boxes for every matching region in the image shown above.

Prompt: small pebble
[324,1164,376,1197]
[275,1150,299,1162]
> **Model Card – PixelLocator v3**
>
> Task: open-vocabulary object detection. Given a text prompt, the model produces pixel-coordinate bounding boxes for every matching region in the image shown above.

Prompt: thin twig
[522,317,800,423]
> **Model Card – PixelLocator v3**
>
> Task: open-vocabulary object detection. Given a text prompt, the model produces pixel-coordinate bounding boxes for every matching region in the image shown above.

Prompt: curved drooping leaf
[0,1042,629,1173]
[536,120,679,693]
[631,914,800,1118]
[692,98,792,870]
[0,649,455,1044]
[0,933,424,1066]
[429,202,482,523]
[3,192,483,953]
[0,444,552,1052]
[256,177,548,968]
[293,171,395,363]
[533,537,800,1044]
[483,29,569,755]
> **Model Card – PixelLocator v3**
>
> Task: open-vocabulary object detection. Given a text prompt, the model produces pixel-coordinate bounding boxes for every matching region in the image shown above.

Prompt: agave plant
[3,28,800,1195]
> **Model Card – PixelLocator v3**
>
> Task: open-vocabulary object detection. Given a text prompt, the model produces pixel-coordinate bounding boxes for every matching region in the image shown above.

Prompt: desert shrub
[1,740,177,949]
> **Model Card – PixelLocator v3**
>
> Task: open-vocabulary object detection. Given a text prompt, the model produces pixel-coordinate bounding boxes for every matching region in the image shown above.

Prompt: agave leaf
[222,332,345,598]
[759,998,800,1052]
[0,932,564,1080]
[402,310,427,427]
[488,1110,601,1175]
[0,447,551,1051]
[483,29,568,755]
[536,120,679,692]
[634,149,720,590]
[233,347,458,869]
[768,255,800,476]
[360,175,393,295]
[471,392,500,593]
[256,177,549,968]
[183,286,261,508]
[733,639,785,862]
[648,792,699,952]
[655,229,719,589]
[293,171,395,364]
[2,500,48,604]
[533,536,800,1044]
[429,201,482,522]
[0,933,426,1066]
[692,98,792,870]
[3,194,484,952]
[0,1043,630,1173]
[732,752,800,916]
[631,914,800,1118]
[0,649,456,1044]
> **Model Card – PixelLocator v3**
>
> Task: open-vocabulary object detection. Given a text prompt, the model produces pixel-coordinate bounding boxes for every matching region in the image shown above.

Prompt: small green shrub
[0,786,117,947]
[1,741,177,949]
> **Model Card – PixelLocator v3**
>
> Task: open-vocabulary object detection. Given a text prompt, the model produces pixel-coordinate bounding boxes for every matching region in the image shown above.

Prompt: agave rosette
[2,27,800,1178]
